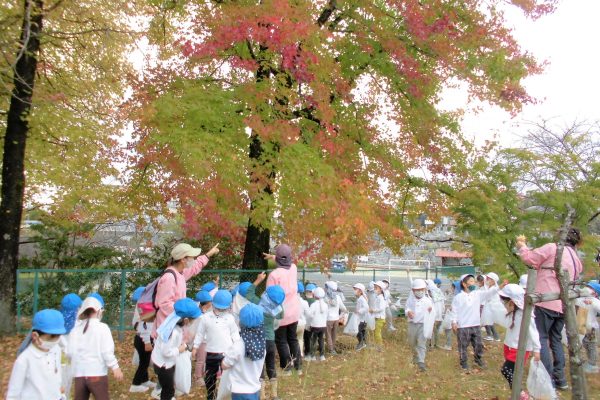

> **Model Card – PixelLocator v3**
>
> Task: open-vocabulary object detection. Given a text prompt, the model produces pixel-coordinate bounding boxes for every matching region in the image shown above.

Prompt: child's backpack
[137,269,178,312]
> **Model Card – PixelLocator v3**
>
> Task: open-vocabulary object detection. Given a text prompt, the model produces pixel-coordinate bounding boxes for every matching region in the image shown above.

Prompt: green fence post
[119,270,126,342]
[302,268,306,284]
[219,272,223,288]
[372,269,375,282]
[33,270,39,316]
[16,270,21,333]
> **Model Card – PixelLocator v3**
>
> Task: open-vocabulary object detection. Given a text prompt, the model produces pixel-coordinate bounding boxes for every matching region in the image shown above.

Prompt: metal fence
[16,265,475,338]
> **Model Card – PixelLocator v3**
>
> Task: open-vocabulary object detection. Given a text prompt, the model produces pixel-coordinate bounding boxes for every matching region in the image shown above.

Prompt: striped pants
[456,326,484,368]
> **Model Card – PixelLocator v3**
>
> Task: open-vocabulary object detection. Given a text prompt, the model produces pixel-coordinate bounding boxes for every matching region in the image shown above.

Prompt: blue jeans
[534,306,566,387]
[231,392,260,400]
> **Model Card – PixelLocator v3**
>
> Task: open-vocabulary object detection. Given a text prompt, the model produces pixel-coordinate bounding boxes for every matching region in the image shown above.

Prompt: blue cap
[32,309,67,335]
[297,282,305,293]
[60,293,82,311]
[213,289,233,309]
[195,290,212,303]
[266,285,285,305]
[132,286,145,302]
[305,283,317,292]
[174,298,201,319]
[88,293,105,307]
[230,284,239,297]
[201,281,217,292]
[239,303,264,328]
[433,278,442,285]
[238,282,252,297]
[587,282,600,296]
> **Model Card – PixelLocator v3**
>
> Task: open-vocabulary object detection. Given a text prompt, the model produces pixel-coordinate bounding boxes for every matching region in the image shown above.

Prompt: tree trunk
[241,134,272,274]
[0,0,43,333]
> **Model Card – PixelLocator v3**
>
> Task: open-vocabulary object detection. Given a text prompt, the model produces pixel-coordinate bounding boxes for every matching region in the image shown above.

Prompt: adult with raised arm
[264,244,302,375]
[516,228,583,391]
[153,242,220,335]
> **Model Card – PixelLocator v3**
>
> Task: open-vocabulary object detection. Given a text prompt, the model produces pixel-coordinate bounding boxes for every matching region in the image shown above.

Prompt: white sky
[448,0,600,148]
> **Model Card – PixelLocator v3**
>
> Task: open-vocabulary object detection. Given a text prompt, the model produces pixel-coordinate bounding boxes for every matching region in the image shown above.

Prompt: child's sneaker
[494,338,502,342]
[483,336,494,341]
[195,377,206,387]
[319,355,326,361]
[417,362,427,372]
[330,349,338,355]
[281,368,293,377]
[150,388,161,399]
[142,381,157,389]
[356,342,367,351]
[440,345,452,351]
[129,384,149,393]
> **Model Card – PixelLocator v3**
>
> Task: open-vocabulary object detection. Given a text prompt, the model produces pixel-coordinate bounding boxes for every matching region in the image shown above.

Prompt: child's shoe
[142,380,157,389]
[483,336,494,341]
[440,345,452,351]
[417,362,427,372]
[150,387,161,399]
[194,377,206,387]
[129,384,149,393]
[356,342,367,351]
[319,355,326,361]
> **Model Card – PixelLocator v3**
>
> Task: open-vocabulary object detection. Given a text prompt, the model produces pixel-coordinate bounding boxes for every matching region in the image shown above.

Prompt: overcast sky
[449,0,600,148]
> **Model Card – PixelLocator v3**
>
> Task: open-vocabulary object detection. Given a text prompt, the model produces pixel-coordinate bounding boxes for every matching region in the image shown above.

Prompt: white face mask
[39,338,59,351]
[414,290,425,299]
[185,258,195,268]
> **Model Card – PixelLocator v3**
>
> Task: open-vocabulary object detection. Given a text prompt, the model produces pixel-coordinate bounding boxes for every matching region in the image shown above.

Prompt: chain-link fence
[16,265,475,339]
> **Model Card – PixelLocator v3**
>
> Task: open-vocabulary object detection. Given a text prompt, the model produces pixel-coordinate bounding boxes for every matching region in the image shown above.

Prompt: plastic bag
[175,350,192,395]
[482,301,506,326]
[527,359,555,400]
[423,308,436,339]
[441,311,453,330]
[343,313,360,336]
[366,313,376,330]
[216,369,232,400]
[132,349,139,367]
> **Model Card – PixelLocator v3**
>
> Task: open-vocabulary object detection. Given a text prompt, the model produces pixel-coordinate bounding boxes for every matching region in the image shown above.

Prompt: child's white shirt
[451,287,498,328]
[429,287,445,321]
[494,309,541,352]
[367,290,376,309]
[151,325,183,369]
[193,311,240,353]
[298,295,310,327]
[136,320,153,345]
[383,289,393,306]
[370,294,387,319]
[405,296,434,324]
[222,339,264,394]
[575,297,600,331]
[355,296,369,323]
[6,344,63,400]
[309,299,328,328]
[67,318,119,377]
[326,294,348,321]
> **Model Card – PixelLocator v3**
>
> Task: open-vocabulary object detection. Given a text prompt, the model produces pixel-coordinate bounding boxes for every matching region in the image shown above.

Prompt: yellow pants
[374,318,386,345]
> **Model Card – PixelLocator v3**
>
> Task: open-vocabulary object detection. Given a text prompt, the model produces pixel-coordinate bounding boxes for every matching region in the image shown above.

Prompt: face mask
[39,338,59,351]
[213,308,228,317]
[414,290,425,299]
[185,258,195,268]
[467,285,477,292]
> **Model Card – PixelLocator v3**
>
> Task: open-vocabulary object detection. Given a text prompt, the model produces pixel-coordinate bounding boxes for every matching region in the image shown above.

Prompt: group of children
[7,271,600,400]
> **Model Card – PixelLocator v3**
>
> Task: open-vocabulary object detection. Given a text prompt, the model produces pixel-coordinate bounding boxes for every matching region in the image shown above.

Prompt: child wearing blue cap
[191,289,213,387]
[222,303,267,400]
[303,283,317,357]
[575,282,600,373]
[152,298,201,400]
[232,282,252,326]
[67,295,123,400]
[130,286,157,393]
[7,309,66,400]
[296,282,310,356]
[193,289,240,400]
[244,272,285,399]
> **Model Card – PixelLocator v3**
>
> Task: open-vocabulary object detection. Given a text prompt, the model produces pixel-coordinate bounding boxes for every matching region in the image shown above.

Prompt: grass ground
[1,321,599,399]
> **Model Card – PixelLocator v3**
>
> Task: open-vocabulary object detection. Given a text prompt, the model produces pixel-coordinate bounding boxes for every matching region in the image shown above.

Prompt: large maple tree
[127,0,555,269]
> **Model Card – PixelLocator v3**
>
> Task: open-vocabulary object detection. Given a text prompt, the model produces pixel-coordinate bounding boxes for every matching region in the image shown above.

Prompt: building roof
[435,249,471,259]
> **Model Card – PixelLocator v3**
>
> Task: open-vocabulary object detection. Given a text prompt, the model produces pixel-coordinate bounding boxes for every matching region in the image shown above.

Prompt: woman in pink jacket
[516,228,583,391]
[152,242,220,336]
[265,244,302,375]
